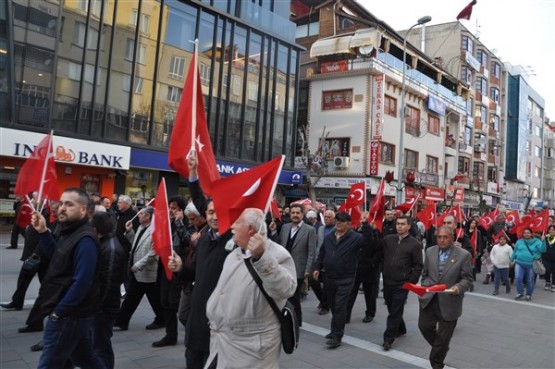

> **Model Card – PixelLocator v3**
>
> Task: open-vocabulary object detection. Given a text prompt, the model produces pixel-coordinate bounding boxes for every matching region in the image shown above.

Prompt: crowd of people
[3,165,555,369]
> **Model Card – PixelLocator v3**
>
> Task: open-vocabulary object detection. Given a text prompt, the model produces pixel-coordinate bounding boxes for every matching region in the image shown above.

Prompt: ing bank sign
[1,128,131,169]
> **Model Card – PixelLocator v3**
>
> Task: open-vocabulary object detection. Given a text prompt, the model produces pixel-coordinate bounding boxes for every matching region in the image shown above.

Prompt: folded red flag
[426,284,447,292]
[402,282,447,296]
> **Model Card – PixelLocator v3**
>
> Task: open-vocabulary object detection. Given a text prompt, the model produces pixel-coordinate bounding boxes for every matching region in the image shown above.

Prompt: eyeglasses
[443,221,454,224]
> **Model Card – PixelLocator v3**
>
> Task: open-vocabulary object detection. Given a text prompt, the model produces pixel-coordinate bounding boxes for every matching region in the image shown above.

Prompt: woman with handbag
[542,225,555,292]
[510,228,546,301]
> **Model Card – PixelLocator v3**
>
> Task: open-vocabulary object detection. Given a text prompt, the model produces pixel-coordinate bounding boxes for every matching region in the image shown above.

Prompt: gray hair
[243,208,267,237]
[184,202,200,217]
[119,195,132,205]
[436,226,454,240]
[324,209,336,217]
[142,206,154,218]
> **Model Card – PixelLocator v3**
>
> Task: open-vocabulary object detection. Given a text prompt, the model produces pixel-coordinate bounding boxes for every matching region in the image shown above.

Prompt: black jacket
[98,233,126,315]
[356,224,384,282]
[313,228,364,280]
[382,219,397,236]
[382,234,423,286]
[116,207,138,254]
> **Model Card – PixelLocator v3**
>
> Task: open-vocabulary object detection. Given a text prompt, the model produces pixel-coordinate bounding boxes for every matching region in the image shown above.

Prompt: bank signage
[1,128,131,169]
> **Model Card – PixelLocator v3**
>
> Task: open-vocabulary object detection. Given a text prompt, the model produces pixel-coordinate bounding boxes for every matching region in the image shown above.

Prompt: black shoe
[5,246,17,249]
[18,325,43,333]
[362,315,374,323]
[325,338,341,348]
[383,341,392,351]
[0,302,22,311]
[113,324,128,331]
[325,333,334,339]
[152,337,177,347]
[318,307,329,315]
[145,322,165,330]
[30,341,43,352]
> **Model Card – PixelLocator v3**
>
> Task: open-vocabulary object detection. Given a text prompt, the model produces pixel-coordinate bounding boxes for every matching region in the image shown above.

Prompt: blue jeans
[39,314,106,369]
[93,312,117,369]
[493,267,509,291]
[514,263,536,296]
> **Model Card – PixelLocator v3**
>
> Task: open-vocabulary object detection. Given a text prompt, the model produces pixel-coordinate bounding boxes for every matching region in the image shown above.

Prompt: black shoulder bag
[244,258,299,354]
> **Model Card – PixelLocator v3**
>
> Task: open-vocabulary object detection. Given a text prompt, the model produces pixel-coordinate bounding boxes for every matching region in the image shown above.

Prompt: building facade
[0,0,302,213]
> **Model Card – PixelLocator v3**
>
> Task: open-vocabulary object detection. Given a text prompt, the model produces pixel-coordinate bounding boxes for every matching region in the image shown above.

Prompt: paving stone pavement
[1,231,554,369]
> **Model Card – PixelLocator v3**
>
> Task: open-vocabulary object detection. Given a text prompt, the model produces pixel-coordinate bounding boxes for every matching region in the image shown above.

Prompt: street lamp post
[397,15,432,204]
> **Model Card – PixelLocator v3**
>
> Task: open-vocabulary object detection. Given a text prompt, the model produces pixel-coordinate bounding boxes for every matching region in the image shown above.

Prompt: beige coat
[125,225,159,283]
[205,239,297,369]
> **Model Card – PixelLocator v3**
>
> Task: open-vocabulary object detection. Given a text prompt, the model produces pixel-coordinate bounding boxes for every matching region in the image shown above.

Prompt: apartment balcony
[545,157,554,170]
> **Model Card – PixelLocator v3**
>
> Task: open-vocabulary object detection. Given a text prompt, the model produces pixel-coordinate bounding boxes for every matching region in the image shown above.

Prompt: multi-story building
[292,0,469,209]
[542,120,555,207]
[504,65,546,210]
[404,21,505,214]
[0,0,302,214]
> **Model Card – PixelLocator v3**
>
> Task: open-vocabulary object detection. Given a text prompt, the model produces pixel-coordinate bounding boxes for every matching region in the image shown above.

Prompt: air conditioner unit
[333,156,350,169]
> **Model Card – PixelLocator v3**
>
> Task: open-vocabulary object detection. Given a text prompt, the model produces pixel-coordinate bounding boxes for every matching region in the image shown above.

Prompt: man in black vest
[30,188,103,369]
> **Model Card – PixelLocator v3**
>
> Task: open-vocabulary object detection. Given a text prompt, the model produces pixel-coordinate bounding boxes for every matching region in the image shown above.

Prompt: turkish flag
[505,210,521,226]
[402,282,447,296]
[210,155,285,234]
[469,230,477,264]
[345,182,366,208]
[151,178,173,281]
[396,193,420,214]
[456,0,477,20]
[492,230,510,244]
[369,179,386,231]
[478,209,499,231]
[270,197,282,221]
[15,197,34,229]
[417,203,436,231]
[15,131,60,202]
[348,205,362,229]
[530,209,550,234]
[168,52,220,193]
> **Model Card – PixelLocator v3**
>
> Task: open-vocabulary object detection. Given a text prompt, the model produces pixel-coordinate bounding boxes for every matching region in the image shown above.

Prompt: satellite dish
[358,45,374,56]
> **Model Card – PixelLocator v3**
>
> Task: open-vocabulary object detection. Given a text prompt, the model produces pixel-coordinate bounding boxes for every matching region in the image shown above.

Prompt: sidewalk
[1,230,554,369]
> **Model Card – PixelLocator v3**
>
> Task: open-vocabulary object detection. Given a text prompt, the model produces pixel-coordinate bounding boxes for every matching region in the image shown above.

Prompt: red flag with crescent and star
[478,208,499,231]
[168,52,220,194]
[344,182,366,209]
[209,155,285,234]
[15,197,34,229]
[151,178,174,281]
[270,197,282,222]
[505,210,521,227]
[14,131,60,203]
[416,203,436,231]
[395,193,421,215]
[369,179,386,231]
[530,209,549,234]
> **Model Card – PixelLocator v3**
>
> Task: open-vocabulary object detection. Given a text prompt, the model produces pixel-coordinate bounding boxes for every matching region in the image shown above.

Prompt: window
[140,14,150,34]
[476,50,488,67]
[380,142,395,164]
[339,16,355,29]
[199,63,211,86]
[476,77,487,94]
[461,65,472,85]
[490,114,499,132]
[547,147,554,159]
[487,167,497,182]
[138,44,146,64]
[491,62,501,79]
[473,162,485,180]
[248,81,258,101]
[462,36,474,54]
[384,95,397,117]
[169,56,185,80]
[123,75,143,93]
[534,125,541,136]
[428,115,440,135]
[167,86,182,102]
[322,89,353,110]
[535,145,541,157]
[474,133,486,152]
[464,126,472,145]
[458,157,470,175]
[426,155,438,174]
[488,140,498,156]
[83,64,100,85]
[490,87,500,103]
[404,149,418,170]
[480,107,487,125]
[534,166,540,178]
[295,21,319,38]
[73,22,86,47]
[125,39,134,61]
[69,62,81,80]
[77,0,102,17]
[466,97,474,116]
[405,106,420,136]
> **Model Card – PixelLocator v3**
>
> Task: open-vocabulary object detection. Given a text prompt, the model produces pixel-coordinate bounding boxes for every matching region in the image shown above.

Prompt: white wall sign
[1,128,131,169]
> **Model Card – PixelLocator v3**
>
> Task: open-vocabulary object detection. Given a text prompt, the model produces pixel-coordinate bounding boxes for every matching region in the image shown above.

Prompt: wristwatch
[50,312,60,321]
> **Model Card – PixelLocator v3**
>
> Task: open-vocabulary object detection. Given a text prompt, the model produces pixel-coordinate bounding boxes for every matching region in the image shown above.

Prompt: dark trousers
[186,347,209,369]
[39,314,105,369]
[93,312,117,369]
[346,268,379,320]
[308,272,328,309]
[10,224,25,248]
[11,263,43,308]
[418,296,458,369]
[325,277,354,340]
[159,268,181,340]
[543,259,555,284]
[288,278,305,325]
[116,275,164,327]
[383,284,409,343]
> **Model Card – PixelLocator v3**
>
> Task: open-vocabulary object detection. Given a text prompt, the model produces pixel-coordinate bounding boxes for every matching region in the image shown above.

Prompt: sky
[357,0,555,120]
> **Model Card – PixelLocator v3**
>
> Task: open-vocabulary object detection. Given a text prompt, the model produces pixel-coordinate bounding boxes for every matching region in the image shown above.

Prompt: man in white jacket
[205,208,297,369]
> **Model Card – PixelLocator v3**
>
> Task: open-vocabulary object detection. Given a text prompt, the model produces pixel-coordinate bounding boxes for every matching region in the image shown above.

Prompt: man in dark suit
[418,226,474,369]
[274,204,317,326]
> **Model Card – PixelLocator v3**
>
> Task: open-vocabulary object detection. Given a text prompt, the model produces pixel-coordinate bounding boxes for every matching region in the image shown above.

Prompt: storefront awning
[310,35,354,58]
[350,28,381,49]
